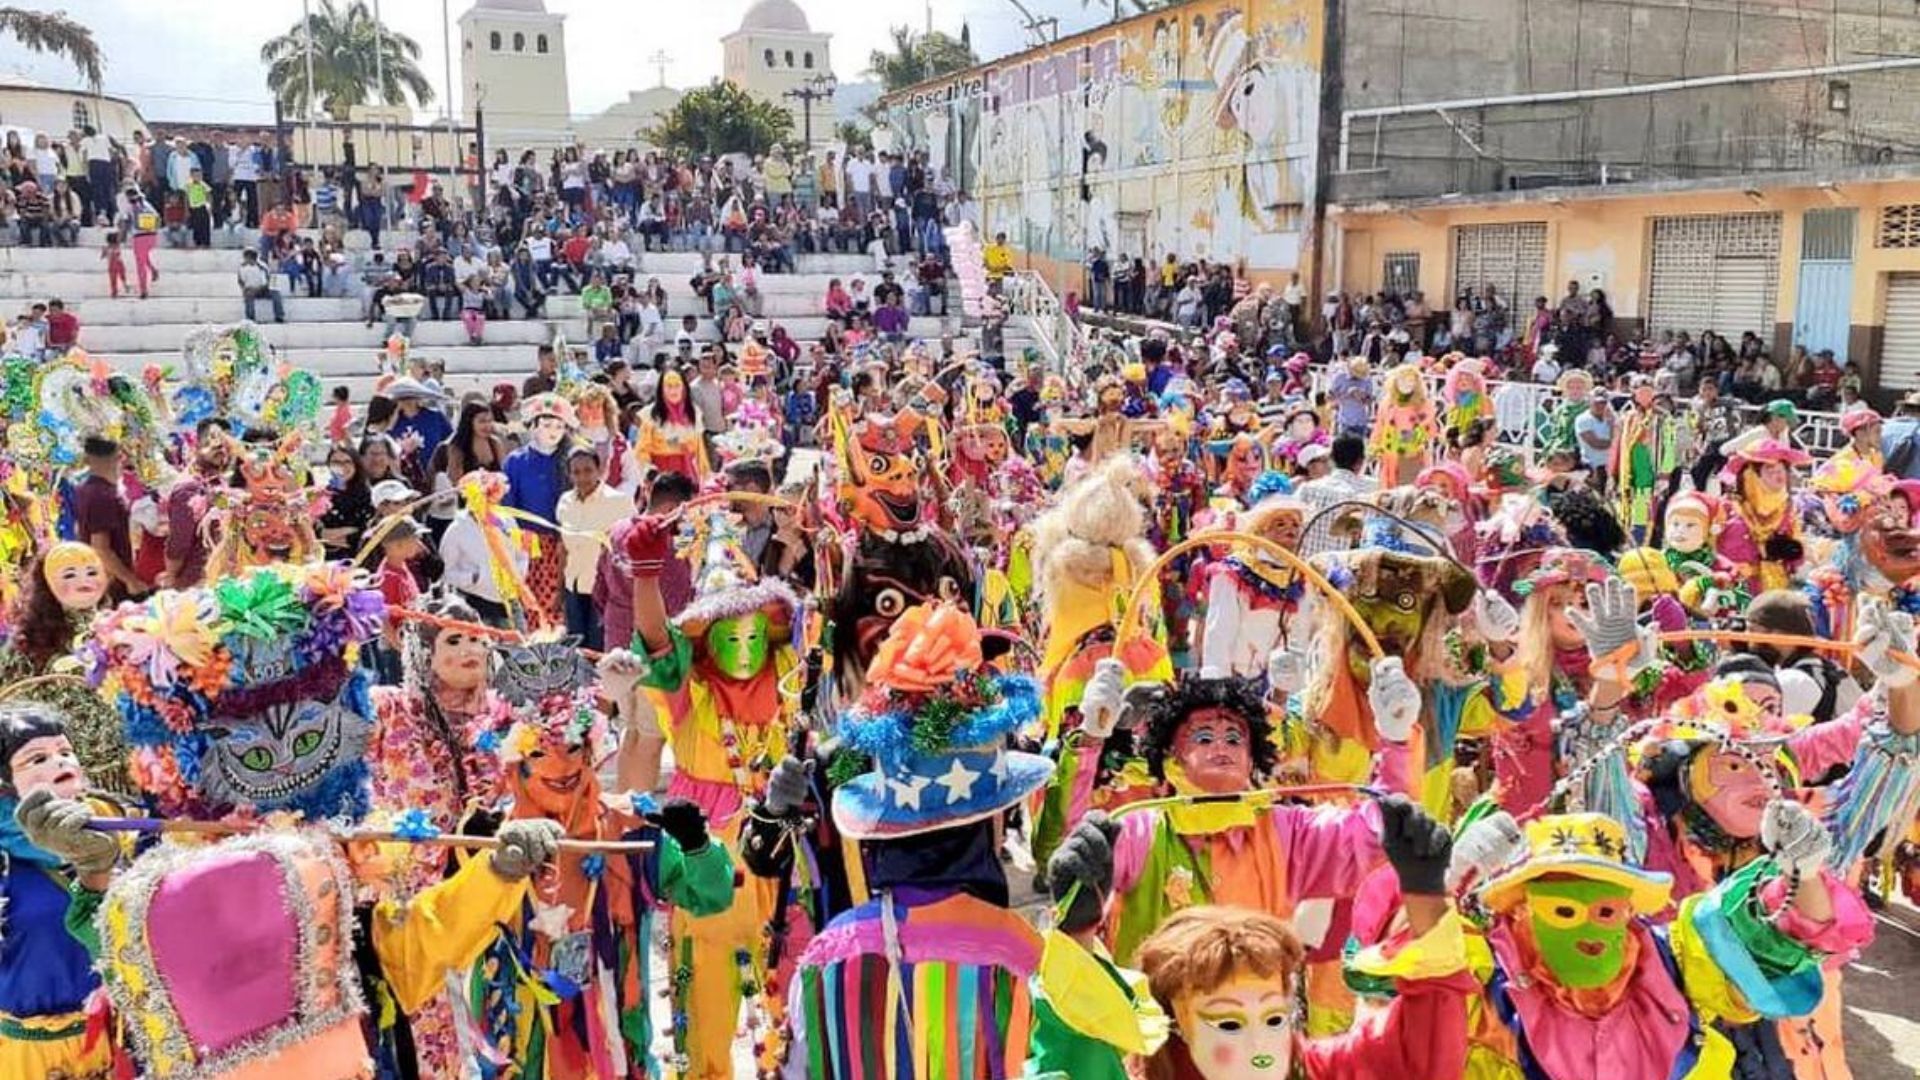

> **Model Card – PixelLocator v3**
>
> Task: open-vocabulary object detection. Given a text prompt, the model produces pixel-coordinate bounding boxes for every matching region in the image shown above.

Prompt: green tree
[644,82,793,158]
[0,8,102,90]
[835,120,872,154]
[865,26,979,93]
[261,0,434,121]
[1081,0,1177,18]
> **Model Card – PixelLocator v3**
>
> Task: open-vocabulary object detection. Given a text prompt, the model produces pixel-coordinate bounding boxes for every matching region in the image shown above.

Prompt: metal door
[1882,273,1920,397]
[1795,208,1855,361]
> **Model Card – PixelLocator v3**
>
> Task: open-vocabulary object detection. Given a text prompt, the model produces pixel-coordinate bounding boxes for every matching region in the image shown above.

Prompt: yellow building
[1330,164,1920,400]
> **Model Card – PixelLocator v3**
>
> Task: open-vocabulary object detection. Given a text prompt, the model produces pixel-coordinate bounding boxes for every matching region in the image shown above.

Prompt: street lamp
[784,74,838,145]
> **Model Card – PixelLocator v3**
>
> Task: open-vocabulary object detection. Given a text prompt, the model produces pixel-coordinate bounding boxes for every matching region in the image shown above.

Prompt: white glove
[1473,588,1521,644]
[596,649,648,703]
[1079,658,1126,740]
[1366,657,1421,743]
[1854,596,1918,691]
[1445,810,1527,893]
[1567,578,1658,677]
[1266,647,1307,696]
[1761,798,1833,878]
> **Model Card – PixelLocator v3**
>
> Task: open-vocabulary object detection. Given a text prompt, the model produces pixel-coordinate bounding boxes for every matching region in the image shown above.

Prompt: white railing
[1001,270,1090,381]
[1309,368,1852,464]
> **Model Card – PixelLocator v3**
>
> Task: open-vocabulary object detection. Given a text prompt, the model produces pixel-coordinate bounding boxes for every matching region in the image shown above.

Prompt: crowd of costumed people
[0,251,1917,1080]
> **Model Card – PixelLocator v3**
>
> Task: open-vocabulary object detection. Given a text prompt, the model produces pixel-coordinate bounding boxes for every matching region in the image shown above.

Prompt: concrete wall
[1332,174,1920,395]
[723,28,834,142]
[0,87,148,145]
[1329,0,1920,202]
[458,8,571,146]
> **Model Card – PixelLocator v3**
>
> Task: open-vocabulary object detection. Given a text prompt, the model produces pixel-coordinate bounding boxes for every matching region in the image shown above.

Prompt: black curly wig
[1136,672,1278,783]
[1544,485,1627,556]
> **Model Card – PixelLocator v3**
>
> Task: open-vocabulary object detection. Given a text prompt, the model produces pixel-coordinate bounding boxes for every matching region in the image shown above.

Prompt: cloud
[0,0,1111,126]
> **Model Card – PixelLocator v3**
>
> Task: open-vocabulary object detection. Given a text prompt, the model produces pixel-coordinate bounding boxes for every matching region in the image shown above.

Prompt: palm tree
[865,25,978,93]
[0,8,103,90]
[260,0,434,121]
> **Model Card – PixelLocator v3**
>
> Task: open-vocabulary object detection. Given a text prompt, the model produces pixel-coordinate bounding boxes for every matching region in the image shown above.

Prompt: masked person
[0,542,129,793]
[0,704,132,1080]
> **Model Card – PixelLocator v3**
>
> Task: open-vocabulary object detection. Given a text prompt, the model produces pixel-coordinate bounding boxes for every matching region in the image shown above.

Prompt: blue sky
[0,0,1117,124]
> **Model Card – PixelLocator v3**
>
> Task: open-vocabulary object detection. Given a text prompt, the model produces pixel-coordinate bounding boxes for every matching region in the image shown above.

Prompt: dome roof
[740,0,810,33]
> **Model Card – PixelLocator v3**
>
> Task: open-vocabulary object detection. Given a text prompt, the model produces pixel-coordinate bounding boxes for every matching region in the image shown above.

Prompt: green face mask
[1347,599,1424,680]
[706,613,771,679]
[1525,878,1634,989]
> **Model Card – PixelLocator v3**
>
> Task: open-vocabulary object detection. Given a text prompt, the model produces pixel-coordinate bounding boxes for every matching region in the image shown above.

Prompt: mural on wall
[881,0,1321,278]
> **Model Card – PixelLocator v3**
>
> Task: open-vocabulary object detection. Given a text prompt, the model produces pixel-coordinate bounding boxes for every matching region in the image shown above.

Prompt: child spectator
[327,385,353,446]
[459,273,488,345]
[371,516,426,682]
[161,192,189,248]
[102,231,128,300]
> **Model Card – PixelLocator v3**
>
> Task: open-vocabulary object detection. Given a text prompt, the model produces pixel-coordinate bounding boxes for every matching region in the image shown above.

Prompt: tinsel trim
[672,579,800,630]
[837,674,1040,757]
[207,656,348,719]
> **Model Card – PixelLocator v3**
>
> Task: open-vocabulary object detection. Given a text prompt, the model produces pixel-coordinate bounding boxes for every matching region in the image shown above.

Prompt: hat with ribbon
[1478,812,1674,916]
[831,603,1051,840]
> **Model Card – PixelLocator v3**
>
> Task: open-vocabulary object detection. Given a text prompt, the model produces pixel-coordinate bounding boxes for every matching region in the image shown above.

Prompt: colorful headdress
[88,563,386,821]
[4,352,169,481]
[492,638,615,769]
[713,399,783,465]
[97,832,367,1079]
[176,322,323,433]
[1477,813,1673,916]
[1809,455,1894,534]
[832,604,1051,840]
[522,392,577,428]
[674,508,800,635]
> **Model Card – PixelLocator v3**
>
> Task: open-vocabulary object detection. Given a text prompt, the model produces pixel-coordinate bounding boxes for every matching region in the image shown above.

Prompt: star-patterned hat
[830,603,1052,840]
[1478,813,1673,916]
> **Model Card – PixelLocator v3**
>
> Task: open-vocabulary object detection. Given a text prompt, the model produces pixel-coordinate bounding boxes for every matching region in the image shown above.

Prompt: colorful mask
[839,412,927,539]
[1860,497,1920,583]
[7,733,85,799]
[1173,708,1253,794]
[706,612,771,680]
[1526,878,1634,988]
[1172,975,1297,1080]
[491,638,598,707]
[1665,508,1710,554]
[199,685,368,811]
[43,540,106,611]
[1688,747,1771,838]
[662,372,687,406]
[531,416,568,454]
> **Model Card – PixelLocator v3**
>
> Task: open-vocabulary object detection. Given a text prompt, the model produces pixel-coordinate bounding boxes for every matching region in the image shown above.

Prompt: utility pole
[783,74,837,146]
[373,0,385,102]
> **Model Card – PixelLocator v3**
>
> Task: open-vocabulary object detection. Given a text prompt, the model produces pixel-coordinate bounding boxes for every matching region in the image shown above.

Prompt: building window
[1879,205,1920,249]
[513,31,525,51]
[1383,252,1420,294]
[489,30,501,50]
[765,48,775,67]
[785,49,795,66]
[70,101,89,130]
[804,51,814,69]
[537,33,548,54]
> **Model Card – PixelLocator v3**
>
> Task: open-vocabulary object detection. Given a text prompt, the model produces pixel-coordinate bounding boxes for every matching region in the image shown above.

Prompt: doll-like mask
[706,612,771,680]
[1173,707,1253,794]
[431,626,491,692]
[1665,509,1710,554]
[1525,878,1633,989]
[43,541,106,611]
[532,416,568,454]
[7,733,86,800]
[1172,974,1297,1079]
[1688,746,1771,838]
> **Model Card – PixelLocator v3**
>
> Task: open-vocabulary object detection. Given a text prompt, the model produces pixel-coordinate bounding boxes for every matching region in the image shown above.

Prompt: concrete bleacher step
[65,291,868,327]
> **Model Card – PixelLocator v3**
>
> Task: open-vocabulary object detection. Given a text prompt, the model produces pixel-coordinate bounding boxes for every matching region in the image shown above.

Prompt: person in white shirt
[1296,433,1380,559]
[229,141,262,227]
[453,251,486,286]
[1201,495,1310,678]
[554,448,632,650]
[601,234,634,271]
[439,497,529,627]
[847,153,873,217]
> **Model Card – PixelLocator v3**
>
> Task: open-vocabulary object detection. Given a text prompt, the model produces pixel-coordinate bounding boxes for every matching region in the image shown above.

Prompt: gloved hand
[489,818,562,881]
[1760,798,1832,878]
[1078,658,1127,740]
[1473,588,1521,644]
[620,514,677,577]
[647,798,711,854]
[1854,596,1919,690]
[1568,578,1657,678]
[1047,812,1119,934]
[763,756,814,818]
[596,649,647,703]
[1266,647,1307,696]
[1366,657,1421,743]
[1640,739,1698,821]
[15,790,118,876]
[1379,795,1453,897]
[1445,809,1527,894]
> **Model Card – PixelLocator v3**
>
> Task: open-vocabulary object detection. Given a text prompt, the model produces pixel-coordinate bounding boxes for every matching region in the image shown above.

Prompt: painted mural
[880,0,1322,280]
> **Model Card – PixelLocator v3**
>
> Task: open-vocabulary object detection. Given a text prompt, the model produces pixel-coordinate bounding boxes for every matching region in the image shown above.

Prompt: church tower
[458,0,571,145]
[722,0,834,143]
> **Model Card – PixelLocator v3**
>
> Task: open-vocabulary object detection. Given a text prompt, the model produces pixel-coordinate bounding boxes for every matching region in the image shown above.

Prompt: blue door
[1795,208,1855,361]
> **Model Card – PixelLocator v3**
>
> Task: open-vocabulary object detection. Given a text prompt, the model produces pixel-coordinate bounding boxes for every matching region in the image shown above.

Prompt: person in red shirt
[257,201,299,260]
[561,225,592,279]
[370,516,426,684]
[44,298,78,355]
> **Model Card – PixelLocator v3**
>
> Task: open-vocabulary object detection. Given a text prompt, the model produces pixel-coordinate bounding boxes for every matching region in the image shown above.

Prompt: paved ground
[1843,907,1920,1079]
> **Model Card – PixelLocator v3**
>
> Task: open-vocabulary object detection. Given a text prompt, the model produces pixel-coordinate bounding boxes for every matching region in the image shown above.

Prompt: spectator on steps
[236,249,285,324]
[118,188,162,298]
[102,232,127,300]
[44,299,78,356]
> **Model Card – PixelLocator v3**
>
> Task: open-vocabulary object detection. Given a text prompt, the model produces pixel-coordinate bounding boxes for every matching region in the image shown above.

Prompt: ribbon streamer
[87,816,653,854]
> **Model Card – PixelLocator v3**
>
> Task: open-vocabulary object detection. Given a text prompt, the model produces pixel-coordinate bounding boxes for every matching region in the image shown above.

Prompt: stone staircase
[6,228,994,403]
